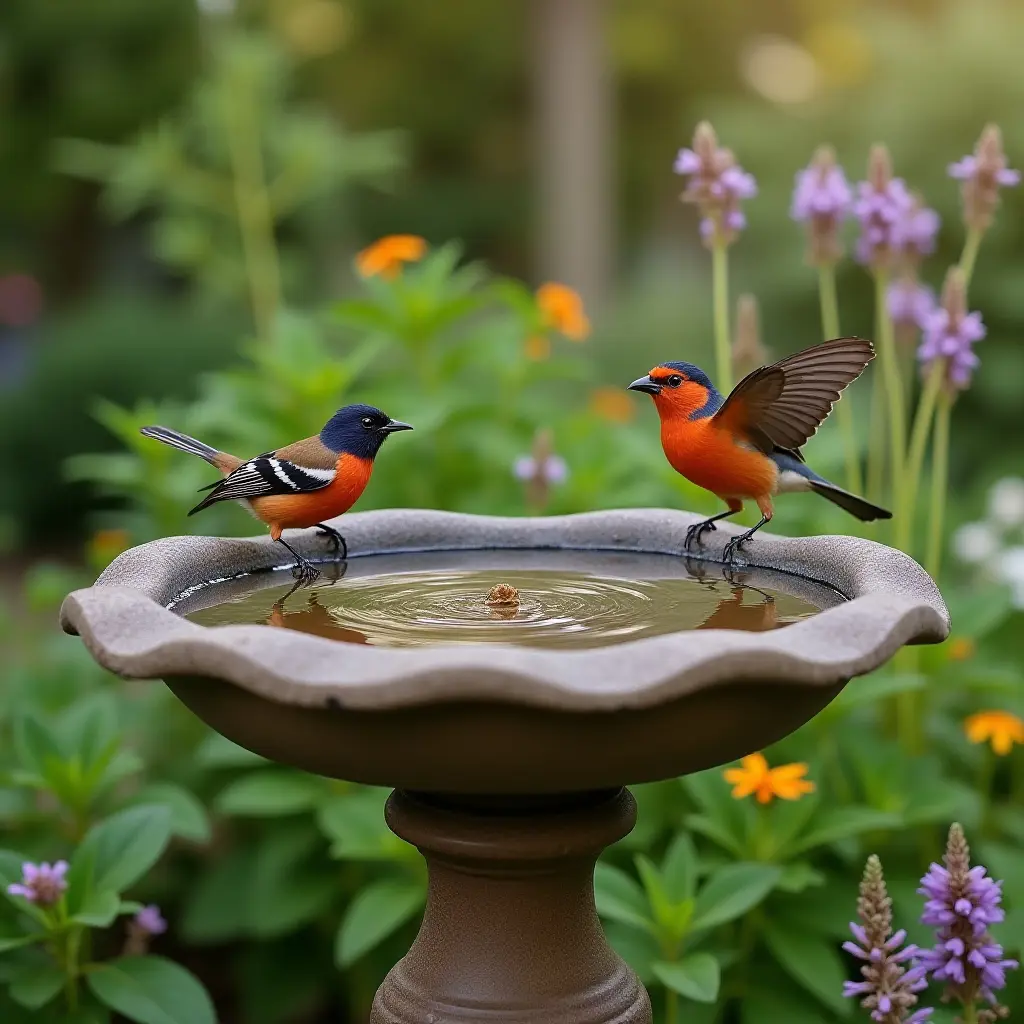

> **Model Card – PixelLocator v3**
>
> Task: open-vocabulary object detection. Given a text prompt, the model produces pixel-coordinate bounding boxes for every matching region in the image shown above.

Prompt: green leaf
[604,923,661,984]
[335,877,425,967]
[194,733,267,768]
[128,784,211,843]
[71,805,172,906]
[9,961,65,1010]
[13,714,64,784]
[775,862,825,894]
[87,956,216,1024]
[740,984,826,1024]
[684,814,745,858]
[762,919,851,1015]
[652,953,720,1003]
[0,932,44,953]
[57,692,119,769]
[74,889,121,927]
[691,863,780,932]
[215,771,328,817]
[781,807,900,858]
[661,832,698,903]
[834,672,926,710]
[593,862,655,933]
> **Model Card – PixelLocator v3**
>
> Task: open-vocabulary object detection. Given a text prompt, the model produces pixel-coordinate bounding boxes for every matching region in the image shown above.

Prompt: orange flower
[536,282,590,340]
[723,752,815,804]
[525,334,551,361]
[965,710,1024,756]
[355,235,427,279]
[86,528,130,567]
[589,387,634,423]
[946,636,976,662]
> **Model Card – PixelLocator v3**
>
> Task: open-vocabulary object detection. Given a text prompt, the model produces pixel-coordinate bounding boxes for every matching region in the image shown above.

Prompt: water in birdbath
[175,549,842,650]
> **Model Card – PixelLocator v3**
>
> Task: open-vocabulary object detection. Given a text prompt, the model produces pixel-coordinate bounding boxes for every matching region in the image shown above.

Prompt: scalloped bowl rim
[59,508,950,713]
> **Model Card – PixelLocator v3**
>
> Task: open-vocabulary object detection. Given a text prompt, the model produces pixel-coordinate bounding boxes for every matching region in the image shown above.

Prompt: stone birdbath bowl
[60,509,948,1024]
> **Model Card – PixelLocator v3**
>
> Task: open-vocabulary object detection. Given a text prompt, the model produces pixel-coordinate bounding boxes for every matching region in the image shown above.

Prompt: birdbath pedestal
[60,510,949,1024]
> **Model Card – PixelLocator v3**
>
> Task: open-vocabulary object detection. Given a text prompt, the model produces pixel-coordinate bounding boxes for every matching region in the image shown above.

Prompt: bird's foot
[315,523,347,559]
[723,534,752,567]
[291,558,321,585]
[684,519,717,551]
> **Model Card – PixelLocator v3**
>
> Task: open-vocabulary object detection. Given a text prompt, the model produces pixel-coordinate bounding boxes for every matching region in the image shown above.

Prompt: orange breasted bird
[140,405,412,580]
[627,337,890,563]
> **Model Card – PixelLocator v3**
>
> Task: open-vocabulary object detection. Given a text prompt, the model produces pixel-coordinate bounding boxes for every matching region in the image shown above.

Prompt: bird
[140,404,413,581]
[627,337,890,564]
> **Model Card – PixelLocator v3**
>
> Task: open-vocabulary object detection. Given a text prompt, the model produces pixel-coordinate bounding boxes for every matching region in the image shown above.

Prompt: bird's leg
[723,497,773,566]
[315,523,347,560]
[685,499,743,551]
[276,537,320,584]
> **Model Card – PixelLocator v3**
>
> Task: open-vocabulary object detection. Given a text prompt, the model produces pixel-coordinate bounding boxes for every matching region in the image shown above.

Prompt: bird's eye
[361,416,375,429]
[666,374,684,388]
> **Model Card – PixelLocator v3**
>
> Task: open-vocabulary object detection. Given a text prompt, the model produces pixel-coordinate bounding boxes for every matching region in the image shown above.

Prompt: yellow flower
[723,752,815,804]
[589,387,634,423]
[355,235,427,279]
[965,710,1024,756]
[946,636,976,662]
[536,282,590,340]
[525,334,551,361]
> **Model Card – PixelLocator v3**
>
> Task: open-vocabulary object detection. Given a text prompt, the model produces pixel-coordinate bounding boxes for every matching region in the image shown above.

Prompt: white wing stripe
[268,459,300,490]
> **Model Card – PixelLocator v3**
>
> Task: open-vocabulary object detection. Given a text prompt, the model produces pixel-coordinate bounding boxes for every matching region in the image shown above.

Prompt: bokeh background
[2,1,1024,1023]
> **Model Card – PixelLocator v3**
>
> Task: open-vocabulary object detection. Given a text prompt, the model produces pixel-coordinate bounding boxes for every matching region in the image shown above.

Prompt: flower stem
[866,358,887,508]
[900,358,945,556]
[959,227,984,288]
[712,240,732,392]
[665,988,679,1024]
[224,68,281,342]
[818,264,862,495]
[926,389,953,576]
[962,1001,979,1024]
[873,270,906,531]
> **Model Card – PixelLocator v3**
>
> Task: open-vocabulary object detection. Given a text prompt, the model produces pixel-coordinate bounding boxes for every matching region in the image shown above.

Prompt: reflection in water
[188,556,825,650]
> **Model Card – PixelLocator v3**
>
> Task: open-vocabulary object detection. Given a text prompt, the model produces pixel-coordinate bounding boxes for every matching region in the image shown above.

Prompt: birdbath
[60,509,948,1024]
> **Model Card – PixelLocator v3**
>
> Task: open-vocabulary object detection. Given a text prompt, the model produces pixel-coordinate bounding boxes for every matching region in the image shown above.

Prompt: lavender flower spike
[950,124,1021,233]
[918,268,985,391]
[853,145,914,270]
[892,196,941,262]
[918,823,1018,1022]
[888,279,936,334]
[791,145,852,265]
[675,121,757,248]
[6,861,69,906]
[843,854,932,1023]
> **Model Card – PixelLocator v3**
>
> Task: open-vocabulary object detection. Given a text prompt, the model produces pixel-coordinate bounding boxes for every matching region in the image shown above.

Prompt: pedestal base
[370,788,651,1024]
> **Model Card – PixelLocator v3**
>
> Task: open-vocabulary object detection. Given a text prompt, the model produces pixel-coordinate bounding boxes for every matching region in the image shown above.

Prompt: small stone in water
[486,583,520,607]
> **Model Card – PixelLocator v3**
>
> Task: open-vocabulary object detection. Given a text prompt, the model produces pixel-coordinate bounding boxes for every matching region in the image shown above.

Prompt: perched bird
[627,337,890,563]
[140,404,412,581]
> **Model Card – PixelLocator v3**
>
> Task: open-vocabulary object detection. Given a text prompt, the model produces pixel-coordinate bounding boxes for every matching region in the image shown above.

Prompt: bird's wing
[188,455,335,515]
[712,337,874,454]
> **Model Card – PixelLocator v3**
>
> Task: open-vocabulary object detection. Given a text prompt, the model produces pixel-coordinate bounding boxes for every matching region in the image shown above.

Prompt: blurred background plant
[2,0,1024,1021]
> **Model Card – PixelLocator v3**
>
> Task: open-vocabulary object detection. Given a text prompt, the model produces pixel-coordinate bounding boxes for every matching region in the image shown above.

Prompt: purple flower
[791,146,852,265]
[514,454,567,485]
[918,824,1018,1017]
[888,280,936,331]
[917,269,985,390]
[6,861,68,906]
[891,202,940,259]
[134,904,167,936]
[949,125,1020,232]
[843,854,933,1023]
[675,121,757,247]
[853,145,914,268]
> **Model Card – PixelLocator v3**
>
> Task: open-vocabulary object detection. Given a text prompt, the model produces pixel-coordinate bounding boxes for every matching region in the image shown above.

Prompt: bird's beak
[627,375,662,395]
[382,420,414,433]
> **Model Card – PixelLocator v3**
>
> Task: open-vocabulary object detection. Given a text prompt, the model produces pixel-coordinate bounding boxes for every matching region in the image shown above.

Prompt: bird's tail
[140,426,233,469]
[810,480,892,522]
